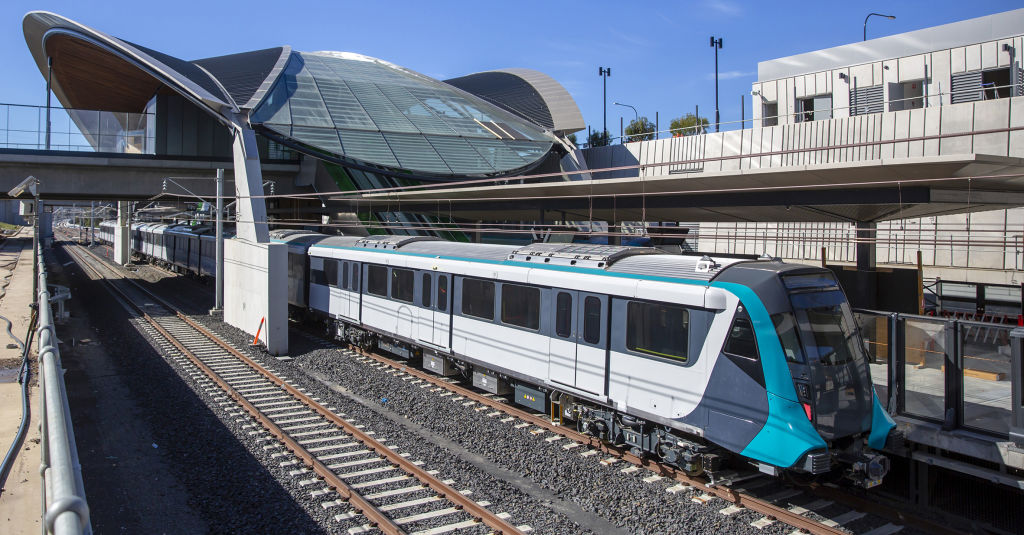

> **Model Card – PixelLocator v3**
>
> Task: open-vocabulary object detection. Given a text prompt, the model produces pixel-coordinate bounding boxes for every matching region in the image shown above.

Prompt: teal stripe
[868,391,896,449]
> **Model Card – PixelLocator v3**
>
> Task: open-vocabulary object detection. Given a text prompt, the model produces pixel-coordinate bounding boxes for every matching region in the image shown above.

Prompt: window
[325,259,339,287]
[501,284,540,330]
[888,80,925,111]
[342,261,349,289]
[952,68,1014,104]
[795,94,832,122]
[762,102,778,127]
[437,276,448,312]
[626,301,689,362]
[351,263,359,292]
[723,308,758,359]
[391,268,414,303]
[367,265,387,296]
[461,278,494,320]
[583,296,602,344]
[311,265,327,286]
[772,312,805,364]
[555,292,572,338]
[422,273,432,308]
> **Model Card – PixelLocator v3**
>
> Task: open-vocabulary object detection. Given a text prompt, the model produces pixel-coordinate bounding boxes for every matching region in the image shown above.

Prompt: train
[99,223,897,487]
[98,220,230,277]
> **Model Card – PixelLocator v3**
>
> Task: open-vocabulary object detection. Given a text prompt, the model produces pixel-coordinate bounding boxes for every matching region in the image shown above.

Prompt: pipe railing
[36,243,90,535]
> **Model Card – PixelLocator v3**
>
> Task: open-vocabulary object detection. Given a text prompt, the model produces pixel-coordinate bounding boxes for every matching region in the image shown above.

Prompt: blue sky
[2,0,1021,139]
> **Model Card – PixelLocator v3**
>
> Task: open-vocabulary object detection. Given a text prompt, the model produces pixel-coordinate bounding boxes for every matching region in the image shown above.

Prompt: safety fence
[36,244,90,534]
[856,309,1022,442]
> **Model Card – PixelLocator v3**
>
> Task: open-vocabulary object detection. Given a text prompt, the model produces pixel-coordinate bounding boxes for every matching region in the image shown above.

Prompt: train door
[433,274,450,349]
[574,293,609,395]
[548,290,577,386]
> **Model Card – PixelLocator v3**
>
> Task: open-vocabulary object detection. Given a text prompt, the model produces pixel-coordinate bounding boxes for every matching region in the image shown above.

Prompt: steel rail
[64,242,523,535]
[348,345,964,535]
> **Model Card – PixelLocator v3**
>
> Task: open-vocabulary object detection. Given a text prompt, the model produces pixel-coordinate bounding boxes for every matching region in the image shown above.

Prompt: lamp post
[863,13,895,41]
[614,102,638,142]
[598,67,611,141]
[710,36,723,132]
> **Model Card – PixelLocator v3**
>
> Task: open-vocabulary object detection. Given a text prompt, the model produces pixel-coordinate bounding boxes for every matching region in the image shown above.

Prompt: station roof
[23,11,581,179]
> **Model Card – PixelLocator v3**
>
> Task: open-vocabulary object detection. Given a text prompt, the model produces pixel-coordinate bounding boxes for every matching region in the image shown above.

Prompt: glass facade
[251,51,552,176]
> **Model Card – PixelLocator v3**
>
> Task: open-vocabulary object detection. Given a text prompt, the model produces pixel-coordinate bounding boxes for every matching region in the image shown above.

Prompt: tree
[669,113,709,136]
[566,132,577,146]
[587,129,610,147]
[624,117,656,142]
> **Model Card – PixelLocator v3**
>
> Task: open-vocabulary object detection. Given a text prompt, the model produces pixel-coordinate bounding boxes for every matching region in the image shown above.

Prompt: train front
[714,262,897,488]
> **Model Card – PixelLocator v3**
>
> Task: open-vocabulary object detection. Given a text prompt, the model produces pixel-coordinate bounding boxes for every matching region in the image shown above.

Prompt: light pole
[863,13,895,41]
[614,102,638,141]
[598,67,611,142]
[710,36,723,132]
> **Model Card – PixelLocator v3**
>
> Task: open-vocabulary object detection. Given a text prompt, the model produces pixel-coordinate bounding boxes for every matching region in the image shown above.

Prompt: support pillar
[850,221,878,309]
[856,221,877,271]
[222,120,287,354]
[113,201,130,265]
[211,168,224,313]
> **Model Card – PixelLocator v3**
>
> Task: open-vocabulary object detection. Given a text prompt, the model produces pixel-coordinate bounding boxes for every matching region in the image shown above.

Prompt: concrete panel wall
[224,239,288,355]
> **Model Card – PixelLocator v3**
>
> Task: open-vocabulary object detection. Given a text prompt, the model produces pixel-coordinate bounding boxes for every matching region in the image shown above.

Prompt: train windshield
[790,292,864,366]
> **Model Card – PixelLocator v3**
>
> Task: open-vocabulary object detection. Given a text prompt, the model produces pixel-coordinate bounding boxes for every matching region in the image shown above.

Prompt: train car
[306,236,896,487]
[98,220,115,243]
[269,229,331,309]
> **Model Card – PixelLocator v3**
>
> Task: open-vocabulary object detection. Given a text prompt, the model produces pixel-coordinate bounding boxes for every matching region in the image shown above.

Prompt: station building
[698,9,1024,285]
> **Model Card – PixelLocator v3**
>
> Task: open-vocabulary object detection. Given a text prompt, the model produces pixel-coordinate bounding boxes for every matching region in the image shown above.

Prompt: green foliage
[669,114,709,136]
[587,129,610,147]
[566,132,577,146]
[624,117,656,142]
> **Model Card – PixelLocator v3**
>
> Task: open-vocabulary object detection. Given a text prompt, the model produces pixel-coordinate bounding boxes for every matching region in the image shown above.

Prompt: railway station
[0,4,1022,535]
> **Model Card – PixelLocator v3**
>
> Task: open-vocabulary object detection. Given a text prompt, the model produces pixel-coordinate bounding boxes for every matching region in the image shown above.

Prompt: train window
[723,308,758,360]
[583,296,602,344]
[555,292,572,338]
[437,276,448,312]
[351,263,360,292]
[461,278,494,320]
[626,301,689,362]
[422,273,432,308]
[771,313,804,363]
[501,284,540,330]
[325,259,339,287]
[391,268,414,303]
[367,265,387,296]
[342,262,349,289]
[311,267,327,286]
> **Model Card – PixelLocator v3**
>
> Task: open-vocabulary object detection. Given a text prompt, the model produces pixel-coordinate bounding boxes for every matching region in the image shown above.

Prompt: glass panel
[960,322,1013,435]
[903,317,947,421]
[290,125,344,155]
[425,135,496,174]
[391,268,414,303]
[337,129,401,168]
[771,312,805,363]
[437,276,448,312]
[855,311,890,407]
[324,259,338,287]
[422,273,432,308]
[583,296,602,345]
[723,310,758,359]
[345,80,419,133]
[626,301,688,361]
[367,265,387,296]
[555,292,572,338]
[461,278,494,320]
[382,133,452,174]
[351,263,359,292]
[500,284,540,330]
[342,261,349,289]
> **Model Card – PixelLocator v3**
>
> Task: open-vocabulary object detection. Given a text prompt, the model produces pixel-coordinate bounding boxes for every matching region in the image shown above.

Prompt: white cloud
[706,70,756,80]
[705,0,742,16]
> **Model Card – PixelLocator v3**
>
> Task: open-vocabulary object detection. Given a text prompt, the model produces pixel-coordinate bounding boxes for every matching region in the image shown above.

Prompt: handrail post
[1010,327,1024,446]
[943,320,963,430]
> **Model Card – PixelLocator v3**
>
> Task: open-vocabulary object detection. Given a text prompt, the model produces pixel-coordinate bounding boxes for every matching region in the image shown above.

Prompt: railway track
[317,341,962,535]
[63,241,528,535]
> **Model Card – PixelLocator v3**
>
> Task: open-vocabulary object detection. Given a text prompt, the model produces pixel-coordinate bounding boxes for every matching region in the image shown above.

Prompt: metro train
[98,220,231,277]
[102,224,897,486]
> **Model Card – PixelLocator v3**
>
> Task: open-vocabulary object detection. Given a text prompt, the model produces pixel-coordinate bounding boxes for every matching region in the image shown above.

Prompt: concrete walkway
[0,228,42,534]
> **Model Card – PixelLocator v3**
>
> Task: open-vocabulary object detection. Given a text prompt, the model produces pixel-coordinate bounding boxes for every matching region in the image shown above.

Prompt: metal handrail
[36,244,90,535]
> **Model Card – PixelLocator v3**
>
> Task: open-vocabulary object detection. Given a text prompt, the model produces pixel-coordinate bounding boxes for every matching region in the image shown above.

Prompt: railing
[856,309,1020,441]
[36,245,90,534]
[0,103,153,154]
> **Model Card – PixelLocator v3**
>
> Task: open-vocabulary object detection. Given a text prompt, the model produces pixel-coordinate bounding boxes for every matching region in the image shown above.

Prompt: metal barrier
[856,309,1018,440]
[36,244,90,535]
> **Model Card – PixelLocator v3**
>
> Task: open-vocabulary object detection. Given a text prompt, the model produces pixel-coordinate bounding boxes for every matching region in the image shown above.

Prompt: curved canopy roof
[444,69,585,135]
[24,11,573,178]
[250,51,554,176]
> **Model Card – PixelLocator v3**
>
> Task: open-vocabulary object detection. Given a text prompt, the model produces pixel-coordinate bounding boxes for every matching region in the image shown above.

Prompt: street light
[598,67,611,140]
[710,36,723,132]
[863,13,895,41]
[613,102,638,122]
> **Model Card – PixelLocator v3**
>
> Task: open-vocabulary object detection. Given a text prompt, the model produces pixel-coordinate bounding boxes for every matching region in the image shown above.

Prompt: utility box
[422,353,457,376]
[19,200,34,217]
[514,383,547,413]
[472,368,510,395]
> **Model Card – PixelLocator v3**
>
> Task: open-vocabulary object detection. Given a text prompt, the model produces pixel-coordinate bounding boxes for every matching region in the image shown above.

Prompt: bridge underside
[353,153,1024,223]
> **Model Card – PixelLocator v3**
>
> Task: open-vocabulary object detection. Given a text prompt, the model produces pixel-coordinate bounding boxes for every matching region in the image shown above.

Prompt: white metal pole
[214,168,224,312]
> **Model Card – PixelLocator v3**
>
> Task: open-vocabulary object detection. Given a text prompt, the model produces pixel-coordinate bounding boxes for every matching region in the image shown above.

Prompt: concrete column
[856,221,877,271]
[229,122,269,243]
[113,201,130,265]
